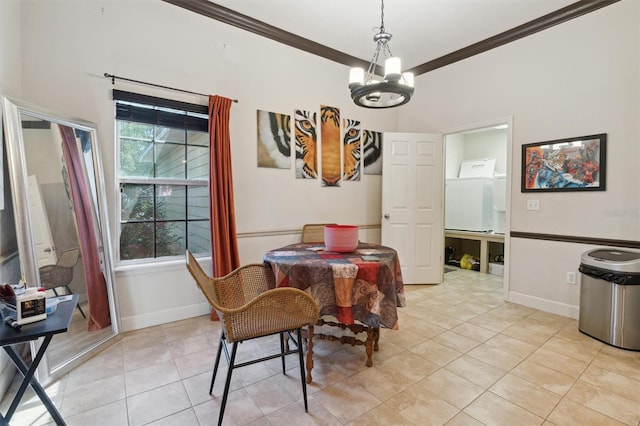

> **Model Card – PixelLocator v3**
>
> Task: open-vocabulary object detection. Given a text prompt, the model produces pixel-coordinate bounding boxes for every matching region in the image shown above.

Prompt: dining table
[263,242,405,372]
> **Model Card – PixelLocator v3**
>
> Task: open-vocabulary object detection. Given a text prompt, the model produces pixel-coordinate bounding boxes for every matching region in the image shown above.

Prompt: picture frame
[521,133,606,192]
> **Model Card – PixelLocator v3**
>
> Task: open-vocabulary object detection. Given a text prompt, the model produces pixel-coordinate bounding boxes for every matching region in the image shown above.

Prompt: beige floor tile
[401,315,448,338]
[578,364,640,403]
[418,369,485,409]
[64,399,129,426]
[379,350,441,383]
[445,411,485,425]
[509,360,575,396]
[432,330,482,353]
[463,391,544,426]
[61,373,125,418]
[409,339,463,367]
[347,402,414,425]
[244,370,308,415]
[347,361,414,401]
[444,354,506,388]
[193,387,264,426]
[548,398,627,426]
[501,323,553,346]
[124,359,181,396]
[526,347,589,378]
[313,380,381,423]
[489,373,561,418]
[539,336,599,363]
[385,386,460,425]
[466,343,523,371]
[266,395,341,425]
[484,333,538,358]
[565,380,640,425]
[127,381,191,426]
[147,408,200,425]
[123,342,173,372]
[450,322,498,342]
[590,349,640,382]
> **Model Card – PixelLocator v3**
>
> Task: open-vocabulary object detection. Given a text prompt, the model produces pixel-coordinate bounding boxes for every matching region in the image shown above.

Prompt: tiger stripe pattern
[363,130,382,175]
[294,109,318,179]
[320,105,341,187]
[342,118,361,181]
[257,110,291,169]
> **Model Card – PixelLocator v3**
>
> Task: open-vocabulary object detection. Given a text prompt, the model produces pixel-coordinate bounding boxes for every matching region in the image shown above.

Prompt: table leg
[2,336,65,425]
[365,327,374,367]
[373,327,380,352]
[305,325,314,384]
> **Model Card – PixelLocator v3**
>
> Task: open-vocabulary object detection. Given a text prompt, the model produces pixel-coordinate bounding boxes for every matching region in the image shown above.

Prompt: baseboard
[120,302,211,332]
[508,291,579,319]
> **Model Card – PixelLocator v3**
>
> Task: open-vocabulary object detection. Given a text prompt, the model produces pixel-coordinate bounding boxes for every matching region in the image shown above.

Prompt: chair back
[57,248,80,268]
[301,223,337,243]
[185,250,319,343]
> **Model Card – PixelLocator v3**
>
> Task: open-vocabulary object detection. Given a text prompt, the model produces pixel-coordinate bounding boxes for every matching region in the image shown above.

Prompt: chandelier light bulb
[384,57,402,81]
[402,72,414,88]
[349,67,365,86]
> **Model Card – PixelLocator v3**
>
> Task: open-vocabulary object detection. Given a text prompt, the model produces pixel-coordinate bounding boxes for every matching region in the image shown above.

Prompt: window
[115,90,210,261]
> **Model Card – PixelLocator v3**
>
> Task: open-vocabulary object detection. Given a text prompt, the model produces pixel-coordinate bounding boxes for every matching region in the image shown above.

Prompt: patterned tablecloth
[263,242,405,329]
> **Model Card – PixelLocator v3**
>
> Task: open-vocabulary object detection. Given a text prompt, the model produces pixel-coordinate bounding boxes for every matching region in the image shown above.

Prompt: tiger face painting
[363,130,382,175]
[320,105,341,187]
[257,110,291,169]
[294,109,317,179]
[342,119,361,181]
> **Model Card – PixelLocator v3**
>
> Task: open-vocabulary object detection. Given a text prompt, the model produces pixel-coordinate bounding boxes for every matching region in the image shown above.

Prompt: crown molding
[162,0,620,77]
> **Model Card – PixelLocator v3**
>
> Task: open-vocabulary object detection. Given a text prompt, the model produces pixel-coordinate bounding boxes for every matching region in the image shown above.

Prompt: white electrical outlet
[527,199,540,210]
[566,272,577,285]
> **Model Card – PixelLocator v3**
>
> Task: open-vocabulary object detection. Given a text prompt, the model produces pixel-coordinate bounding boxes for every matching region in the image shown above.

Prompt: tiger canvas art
[257,110,291,169]
[294,109,318,179]
[363,130,383,175]
[320,105,341,187]
[342,118,361,181]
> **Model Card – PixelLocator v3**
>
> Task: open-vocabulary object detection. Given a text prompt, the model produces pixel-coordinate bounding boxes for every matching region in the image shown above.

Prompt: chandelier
[348,0,414,108]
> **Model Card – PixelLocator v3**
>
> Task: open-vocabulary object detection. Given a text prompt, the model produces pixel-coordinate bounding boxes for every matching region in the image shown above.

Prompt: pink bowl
[324,225,359,252]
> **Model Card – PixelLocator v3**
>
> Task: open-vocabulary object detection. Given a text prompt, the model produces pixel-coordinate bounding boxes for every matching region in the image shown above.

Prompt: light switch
[527,199,540,210]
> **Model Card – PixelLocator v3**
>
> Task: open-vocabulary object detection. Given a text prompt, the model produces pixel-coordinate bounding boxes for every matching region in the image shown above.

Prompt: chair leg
[296,328,309,412]
[218,341,239,426]
[63,285,86,319]
[279,332,286,375]
[210,333,225,395]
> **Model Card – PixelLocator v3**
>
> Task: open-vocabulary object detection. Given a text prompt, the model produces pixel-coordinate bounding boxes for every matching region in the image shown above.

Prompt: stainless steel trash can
[579,248,640,350]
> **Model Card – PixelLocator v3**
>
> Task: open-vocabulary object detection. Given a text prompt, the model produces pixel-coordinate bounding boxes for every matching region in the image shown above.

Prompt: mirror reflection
[2,97,118,380]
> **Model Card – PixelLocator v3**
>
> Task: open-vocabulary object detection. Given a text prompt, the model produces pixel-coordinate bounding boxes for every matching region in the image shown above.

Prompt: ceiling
[165,0,618,75]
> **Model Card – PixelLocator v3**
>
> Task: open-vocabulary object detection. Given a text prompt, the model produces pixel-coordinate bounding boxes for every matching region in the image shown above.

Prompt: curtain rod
[103,73,238,103]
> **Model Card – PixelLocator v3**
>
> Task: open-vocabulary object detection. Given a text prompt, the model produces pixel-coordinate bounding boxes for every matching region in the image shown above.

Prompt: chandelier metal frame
[348,0,414,108]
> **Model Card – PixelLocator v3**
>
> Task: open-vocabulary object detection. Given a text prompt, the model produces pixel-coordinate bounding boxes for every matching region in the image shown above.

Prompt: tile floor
[3,268,640,425]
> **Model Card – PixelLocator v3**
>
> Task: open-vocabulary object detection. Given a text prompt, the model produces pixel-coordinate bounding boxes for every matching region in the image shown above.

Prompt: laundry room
[444,125,508,274]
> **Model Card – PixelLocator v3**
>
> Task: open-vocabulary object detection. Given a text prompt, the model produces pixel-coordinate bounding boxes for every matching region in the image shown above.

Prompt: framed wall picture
[521,133,606,192]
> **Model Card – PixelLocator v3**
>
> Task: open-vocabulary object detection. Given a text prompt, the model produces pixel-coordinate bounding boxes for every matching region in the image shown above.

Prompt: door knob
[384,214,390,219]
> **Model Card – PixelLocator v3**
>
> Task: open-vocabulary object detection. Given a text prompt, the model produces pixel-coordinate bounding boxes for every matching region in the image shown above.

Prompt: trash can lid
[581,248,640,273]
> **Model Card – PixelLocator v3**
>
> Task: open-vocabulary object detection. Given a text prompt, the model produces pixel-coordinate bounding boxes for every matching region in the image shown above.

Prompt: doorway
[443,119,512,298]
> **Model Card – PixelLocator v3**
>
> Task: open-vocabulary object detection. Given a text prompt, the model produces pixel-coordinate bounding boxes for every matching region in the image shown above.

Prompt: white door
[28,175,57,267]
[381,132,444,284]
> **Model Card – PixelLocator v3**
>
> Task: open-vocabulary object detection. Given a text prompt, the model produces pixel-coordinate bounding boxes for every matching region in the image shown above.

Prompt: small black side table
[0,294,78,426]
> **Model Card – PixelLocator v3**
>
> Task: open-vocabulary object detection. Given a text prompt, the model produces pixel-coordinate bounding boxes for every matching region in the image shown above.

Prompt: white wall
[463,129,508,175]
[17,0,397,330]
[401,0,640,317]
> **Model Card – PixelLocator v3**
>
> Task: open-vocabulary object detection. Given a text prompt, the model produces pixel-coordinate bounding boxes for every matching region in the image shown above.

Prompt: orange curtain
[208,96,240,320]
[59,125,111,331]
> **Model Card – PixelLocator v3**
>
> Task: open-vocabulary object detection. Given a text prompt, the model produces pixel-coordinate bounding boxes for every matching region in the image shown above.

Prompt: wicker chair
[38,247,86,318]
[185,251,319,426]
[301,223,337,243]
